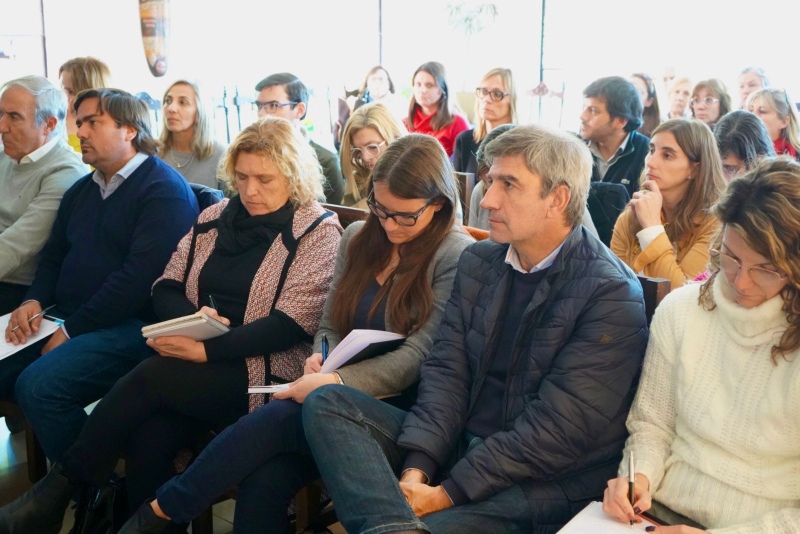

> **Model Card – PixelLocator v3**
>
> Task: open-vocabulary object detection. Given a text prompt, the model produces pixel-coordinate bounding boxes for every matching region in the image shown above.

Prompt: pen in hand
[10,304,56,333]
[629,452,636,526]
[321,334,329,364]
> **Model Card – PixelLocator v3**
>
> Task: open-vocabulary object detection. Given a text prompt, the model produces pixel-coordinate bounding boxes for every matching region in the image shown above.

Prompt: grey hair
[739,66,770,87]
[483,124,592,228]
[1,75,68,141]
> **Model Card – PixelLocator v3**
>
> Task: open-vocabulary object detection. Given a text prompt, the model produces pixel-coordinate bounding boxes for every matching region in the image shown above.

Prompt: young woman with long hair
[611,119,725,289]
[115,134,474,533]
[747,87,800,159]
[58,57,111,153]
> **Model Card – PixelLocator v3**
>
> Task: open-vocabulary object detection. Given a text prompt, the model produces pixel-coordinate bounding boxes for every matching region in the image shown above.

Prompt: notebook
[320,329,405,373]
[141,312,230,341]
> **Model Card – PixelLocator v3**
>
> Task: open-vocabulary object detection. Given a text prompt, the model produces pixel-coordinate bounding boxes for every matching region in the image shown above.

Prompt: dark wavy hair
[331,134,460,336]
[407,61,460,132]
[583,76,643,133]
[714,110,775,176]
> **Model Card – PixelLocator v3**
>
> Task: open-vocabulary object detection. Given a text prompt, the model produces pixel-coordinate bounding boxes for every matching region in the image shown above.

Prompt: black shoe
[0,463,78,534]
[117,501,170,534]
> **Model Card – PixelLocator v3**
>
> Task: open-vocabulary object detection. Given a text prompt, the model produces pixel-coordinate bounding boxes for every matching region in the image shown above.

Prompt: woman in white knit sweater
[603,157,800,533]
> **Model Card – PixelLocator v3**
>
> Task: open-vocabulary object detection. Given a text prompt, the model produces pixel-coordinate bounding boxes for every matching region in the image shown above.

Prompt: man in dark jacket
[581,76,649,198]
[303,125,648,533]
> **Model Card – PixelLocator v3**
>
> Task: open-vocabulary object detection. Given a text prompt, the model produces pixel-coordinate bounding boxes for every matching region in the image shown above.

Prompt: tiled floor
[0,419,346,533]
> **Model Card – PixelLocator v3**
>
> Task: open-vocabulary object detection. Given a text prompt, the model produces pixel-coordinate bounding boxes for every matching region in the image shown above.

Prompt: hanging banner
[139,0,170,77]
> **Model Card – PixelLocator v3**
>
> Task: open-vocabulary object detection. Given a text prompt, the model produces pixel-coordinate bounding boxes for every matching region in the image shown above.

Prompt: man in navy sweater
[2,88,199,463]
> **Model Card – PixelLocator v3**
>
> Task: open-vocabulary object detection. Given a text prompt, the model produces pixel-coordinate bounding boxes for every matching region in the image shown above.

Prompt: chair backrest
[464,225,489,241]
[190,183,225,211]
[637,276,671,325]
[321,203,369,228]
[587,182,630,246]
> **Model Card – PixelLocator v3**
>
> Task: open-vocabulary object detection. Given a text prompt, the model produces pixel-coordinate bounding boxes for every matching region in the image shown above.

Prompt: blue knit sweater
[26,156,199,337]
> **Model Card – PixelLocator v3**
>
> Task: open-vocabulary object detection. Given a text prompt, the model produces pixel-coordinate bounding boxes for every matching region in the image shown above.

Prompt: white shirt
[504,238,567,274]
[18,137,59,165]
[92,152,149,199]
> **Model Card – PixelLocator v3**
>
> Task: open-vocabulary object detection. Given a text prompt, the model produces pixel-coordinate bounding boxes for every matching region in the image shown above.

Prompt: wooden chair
[637,276,671,325]
[321,203,368,228]
[454,172,477,226]
[0,400,47,483]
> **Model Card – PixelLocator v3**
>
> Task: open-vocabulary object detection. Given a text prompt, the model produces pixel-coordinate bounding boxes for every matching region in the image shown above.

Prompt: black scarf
[215,196,294,255]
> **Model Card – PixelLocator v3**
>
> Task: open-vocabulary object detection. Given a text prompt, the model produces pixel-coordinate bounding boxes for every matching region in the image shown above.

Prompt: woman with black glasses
[117,134,473,533]
[339,103,406,208]
[603,158,800,532]
[453,68,517,175]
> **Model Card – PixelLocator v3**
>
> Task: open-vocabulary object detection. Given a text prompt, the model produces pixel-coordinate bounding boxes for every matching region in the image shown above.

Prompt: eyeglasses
[689,97,720,108]
[252,100,298,113]
[351,141,387,165]
[475,87,509,102]
[722,163,746,180]
[367,192,436,227]
[710,248,786,287]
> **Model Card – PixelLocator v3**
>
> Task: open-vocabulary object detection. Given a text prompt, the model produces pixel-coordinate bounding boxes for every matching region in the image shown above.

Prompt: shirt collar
[91,152,148,186]
[587,132,631,163]
[504,238,567,274]
[18,137,59,165]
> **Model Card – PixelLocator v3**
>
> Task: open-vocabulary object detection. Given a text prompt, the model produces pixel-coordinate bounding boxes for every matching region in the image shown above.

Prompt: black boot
[0,463,78,534]
[117,501,170,534]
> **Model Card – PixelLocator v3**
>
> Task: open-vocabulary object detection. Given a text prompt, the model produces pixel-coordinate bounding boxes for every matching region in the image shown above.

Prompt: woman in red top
[404,61,469,156]
[747,87,800,159]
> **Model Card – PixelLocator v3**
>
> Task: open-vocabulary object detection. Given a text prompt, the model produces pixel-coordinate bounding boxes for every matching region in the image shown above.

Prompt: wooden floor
[0,418,346,533]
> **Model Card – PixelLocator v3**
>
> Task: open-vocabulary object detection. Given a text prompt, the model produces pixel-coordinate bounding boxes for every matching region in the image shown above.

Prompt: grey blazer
[313,220,473,396]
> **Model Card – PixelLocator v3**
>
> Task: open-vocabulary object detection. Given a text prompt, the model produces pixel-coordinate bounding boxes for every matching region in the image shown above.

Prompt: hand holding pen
[602,454,653,526]
[5,302,56,345]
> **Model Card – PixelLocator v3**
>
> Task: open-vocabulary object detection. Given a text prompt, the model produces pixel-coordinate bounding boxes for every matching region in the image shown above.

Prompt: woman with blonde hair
[0,117,343,532]
[604,158,800,532]
[747,87,800,159]
[452,67,517,175]
[159,79,226,188]
[114,134,473,533]
[611,119,725,289]
[665,76,692,120]
[339,102,406,208]
[405,61,469,156]
[58,57,111,153]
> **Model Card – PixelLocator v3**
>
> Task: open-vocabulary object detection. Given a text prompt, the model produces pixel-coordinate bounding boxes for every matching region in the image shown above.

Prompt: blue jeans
[13,318,152,463]
[303,386,533,534]
[157,399,318,533]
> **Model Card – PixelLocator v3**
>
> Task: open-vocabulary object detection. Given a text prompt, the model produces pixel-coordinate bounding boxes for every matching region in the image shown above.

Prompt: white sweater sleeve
[709,508,800,534]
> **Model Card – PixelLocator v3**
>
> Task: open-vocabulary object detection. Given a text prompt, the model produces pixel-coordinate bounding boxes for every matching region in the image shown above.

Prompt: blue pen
[322,334,329,363]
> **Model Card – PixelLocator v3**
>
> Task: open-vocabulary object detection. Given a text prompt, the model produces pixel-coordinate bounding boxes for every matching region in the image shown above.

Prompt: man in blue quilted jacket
[304,124,649,533]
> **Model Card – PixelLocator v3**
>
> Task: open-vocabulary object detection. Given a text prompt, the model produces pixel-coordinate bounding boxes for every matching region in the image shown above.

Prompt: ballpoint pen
[322,334,329,364]
[208,295,218,310]
[629,452,636,526]
[10,304,56,333]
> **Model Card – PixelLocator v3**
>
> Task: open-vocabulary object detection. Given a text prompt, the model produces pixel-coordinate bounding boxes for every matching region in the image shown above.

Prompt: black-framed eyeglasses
[253,100,298,113]
[351,141,387,165]
[367,192,436,227]
[475,87,509,102]
[689,96,719,108]
[710,248,786,287]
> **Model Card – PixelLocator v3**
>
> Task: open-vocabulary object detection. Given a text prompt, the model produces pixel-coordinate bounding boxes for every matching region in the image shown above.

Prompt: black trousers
[62,355,249,511]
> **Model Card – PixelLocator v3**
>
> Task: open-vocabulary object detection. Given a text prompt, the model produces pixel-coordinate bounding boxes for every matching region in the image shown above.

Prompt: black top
[353,278,389,331]
[452,128,480,175]
[466,268,549,438]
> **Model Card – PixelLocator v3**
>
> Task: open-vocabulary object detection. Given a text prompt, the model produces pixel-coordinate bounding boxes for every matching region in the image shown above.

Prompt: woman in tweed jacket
[0,118,342,533]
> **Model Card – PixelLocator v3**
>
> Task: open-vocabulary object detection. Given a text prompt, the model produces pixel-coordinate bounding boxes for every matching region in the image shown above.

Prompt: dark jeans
[303,385,534,534]
[0,282,29,316]
[61,355,249,511]
[156,399,318,534]
[5,318,152,463]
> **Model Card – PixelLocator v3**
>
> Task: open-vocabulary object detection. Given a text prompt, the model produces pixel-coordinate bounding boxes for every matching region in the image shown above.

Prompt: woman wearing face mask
[611,119,725,289]
[452,68,517,175]
[159,80,227,189]
[747,87,800,159]
[603,158,800,533]
[404,61,469,157]
[690,79,732,130]
[339,103,406,208]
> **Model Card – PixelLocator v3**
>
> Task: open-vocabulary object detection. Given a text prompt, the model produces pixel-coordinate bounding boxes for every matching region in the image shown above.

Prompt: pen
[208,295,218,310]
[10,304,56,333]
[629,452,636,526]
[322,334,329,364]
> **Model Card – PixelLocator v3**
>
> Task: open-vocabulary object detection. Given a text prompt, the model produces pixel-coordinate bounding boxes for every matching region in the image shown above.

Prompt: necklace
[168,150,195,169]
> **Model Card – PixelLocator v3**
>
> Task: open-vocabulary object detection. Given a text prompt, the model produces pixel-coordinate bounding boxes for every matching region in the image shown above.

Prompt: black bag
[587,182,631,246]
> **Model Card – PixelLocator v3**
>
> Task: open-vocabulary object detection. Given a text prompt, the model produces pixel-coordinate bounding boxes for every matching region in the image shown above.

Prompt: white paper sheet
[248,384,291,394]
[558,501,658,533]
[0,313,61,361]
